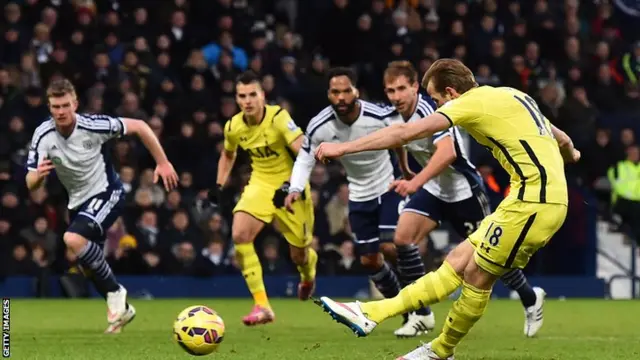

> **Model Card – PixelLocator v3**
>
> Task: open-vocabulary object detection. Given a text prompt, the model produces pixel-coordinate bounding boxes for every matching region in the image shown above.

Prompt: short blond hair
[384,60,419,85]
[422,58,477,95]
[46,79,77,99]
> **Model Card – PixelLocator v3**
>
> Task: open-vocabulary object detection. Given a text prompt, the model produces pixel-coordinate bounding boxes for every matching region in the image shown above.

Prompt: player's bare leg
[64,232,135,333]
[316,241,471,337]
[232,211,275,326]
[289,244,317,300]
[393,212,436,337]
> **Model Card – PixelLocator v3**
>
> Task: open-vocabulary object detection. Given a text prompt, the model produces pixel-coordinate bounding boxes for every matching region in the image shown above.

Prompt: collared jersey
[224,105,303,188]
[290,100,396,202]
[27,114,125,209]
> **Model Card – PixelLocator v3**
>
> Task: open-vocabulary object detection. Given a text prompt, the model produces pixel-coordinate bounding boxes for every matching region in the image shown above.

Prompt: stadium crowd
[1,0,639,281]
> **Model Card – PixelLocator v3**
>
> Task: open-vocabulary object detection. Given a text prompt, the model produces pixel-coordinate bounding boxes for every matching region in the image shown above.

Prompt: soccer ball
[173,305,225,356]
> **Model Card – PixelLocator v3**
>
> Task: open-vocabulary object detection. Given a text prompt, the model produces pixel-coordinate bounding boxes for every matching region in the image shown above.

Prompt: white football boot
[396,341,454,360]
[524,287,546,337]
[315,296,377,337]
[394,312,436,337]
[104,286,136,333]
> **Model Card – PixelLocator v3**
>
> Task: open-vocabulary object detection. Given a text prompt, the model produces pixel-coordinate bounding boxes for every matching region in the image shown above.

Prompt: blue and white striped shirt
[389,94,481,202]
[27,113,126,209]
[290,100,398,202]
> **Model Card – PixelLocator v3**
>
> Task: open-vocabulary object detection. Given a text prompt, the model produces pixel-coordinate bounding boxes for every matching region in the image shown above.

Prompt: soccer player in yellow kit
[214,71,316,326]
[313,59,581,359]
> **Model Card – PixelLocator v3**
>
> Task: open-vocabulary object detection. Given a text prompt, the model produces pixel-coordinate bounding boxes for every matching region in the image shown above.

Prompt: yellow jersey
[437,86,568,205]
[224,105,303,188]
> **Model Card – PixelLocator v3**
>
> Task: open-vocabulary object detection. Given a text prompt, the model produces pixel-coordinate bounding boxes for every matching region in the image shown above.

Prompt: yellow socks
[296,247,318,282]
[235,243,270,308]
[431,282,492,358]
[360,261,462,324]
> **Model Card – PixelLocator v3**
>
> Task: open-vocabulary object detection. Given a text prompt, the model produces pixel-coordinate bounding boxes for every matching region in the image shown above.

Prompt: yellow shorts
[233,183,314,248]
[468,197,567,276]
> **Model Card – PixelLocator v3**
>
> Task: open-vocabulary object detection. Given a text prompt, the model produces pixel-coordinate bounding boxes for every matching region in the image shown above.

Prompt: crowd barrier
[0,275,606,299]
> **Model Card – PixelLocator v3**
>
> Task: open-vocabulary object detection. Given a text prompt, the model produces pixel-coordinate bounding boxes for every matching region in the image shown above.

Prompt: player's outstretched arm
[315,113,451,161]
[551,124,581,163]
[122,118,178,190]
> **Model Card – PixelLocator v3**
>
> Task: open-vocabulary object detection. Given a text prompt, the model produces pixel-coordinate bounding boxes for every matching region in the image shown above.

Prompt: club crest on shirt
[51,156,62,165]
[83,140,93,149]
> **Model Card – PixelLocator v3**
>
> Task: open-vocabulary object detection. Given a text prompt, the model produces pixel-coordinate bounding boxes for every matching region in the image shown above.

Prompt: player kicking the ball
[383,61,546,338]
[314,59,580,360]
[211,71,316,326]
[26,79,178,333]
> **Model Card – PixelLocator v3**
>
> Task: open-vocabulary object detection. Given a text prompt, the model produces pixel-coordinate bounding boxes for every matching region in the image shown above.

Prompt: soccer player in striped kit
[285,67,421,331]
[26,79,178,333]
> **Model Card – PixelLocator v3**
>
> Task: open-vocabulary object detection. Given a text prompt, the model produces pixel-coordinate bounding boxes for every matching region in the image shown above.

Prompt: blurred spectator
[19,53,42,89]
[608,145,640,245]
[201,31,248,71]
[335,240,365,275]
[620,41,640,86]
[619,128,636,152]
[107,233,147,275]
[136,168,166,207]
[590,63,623,112]
[325,182,349,238]
[589,128,619,184]
[261,239,290,275]
[2,187,28,231]
[558,86,598,150]
[7,241,40,276]
[116,91,148,119]
[201,237,234,275]
[19,216,57,264]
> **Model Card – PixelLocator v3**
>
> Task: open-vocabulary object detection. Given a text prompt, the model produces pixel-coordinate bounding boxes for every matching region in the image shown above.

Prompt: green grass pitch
[7,298,640,359]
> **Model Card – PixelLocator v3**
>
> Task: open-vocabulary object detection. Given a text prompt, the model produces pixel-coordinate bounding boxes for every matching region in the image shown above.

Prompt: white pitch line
[538,336,639,342]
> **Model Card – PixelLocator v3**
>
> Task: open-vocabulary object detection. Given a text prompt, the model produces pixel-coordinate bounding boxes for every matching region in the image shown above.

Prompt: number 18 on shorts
[468,198,567,276]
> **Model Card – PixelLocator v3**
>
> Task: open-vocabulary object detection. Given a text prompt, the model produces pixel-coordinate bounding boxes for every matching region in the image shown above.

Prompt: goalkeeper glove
[272,181,291,208]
